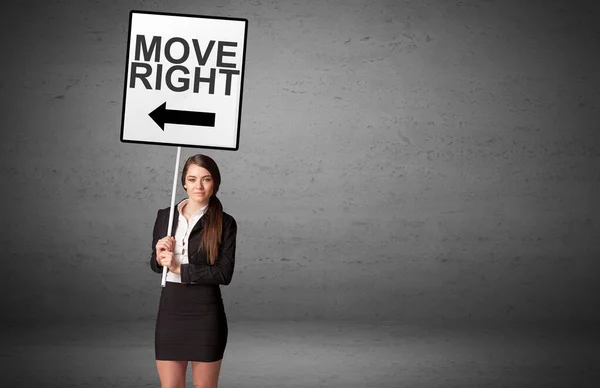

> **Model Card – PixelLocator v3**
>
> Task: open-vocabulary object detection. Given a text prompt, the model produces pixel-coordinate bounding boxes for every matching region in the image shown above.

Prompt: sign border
[120,10,248,151]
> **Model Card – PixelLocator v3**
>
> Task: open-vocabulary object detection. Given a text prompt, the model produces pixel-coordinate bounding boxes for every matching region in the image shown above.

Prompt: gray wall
[1,0,598,327]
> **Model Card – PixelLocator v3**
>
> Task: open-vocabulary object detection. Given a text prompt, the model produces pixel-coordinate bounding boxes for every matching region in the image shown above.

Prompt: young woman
[150,154,237,388]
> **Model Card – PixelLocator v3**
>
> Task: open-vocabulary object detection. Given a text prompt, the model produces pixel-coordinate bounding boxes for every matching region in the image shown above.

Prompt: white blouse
[166,199,209,283]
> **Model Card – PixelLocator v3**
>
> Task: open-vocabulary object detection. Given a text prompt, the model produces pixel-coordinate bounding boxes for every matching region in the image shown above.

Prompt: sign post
[120,10,247,286]
[162,146,182,287]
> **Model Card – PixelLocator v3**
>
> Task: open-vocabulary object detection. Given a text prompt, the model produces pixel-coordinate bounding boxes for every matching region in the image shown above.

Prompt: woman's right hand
[156,236,175,264]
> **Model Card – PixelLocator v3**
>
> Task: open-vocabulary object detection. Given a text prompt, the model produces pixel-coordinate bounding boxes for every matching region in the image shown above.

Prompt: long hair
[181,154,223,265]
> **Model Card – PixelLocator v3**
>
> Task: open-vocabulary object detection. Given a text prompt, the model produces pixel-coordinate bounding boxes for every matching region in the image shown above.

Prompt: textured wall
[0,0,598,326]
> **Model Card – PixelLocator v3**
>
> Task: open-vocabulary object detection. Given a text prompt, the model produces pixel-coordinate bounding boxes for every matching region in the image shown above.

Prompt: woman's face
[184,164,214,206]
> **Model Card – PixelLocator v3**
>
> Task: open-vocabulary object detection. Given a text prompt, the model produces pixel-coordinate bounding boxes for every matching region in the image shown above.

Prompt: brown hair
[181,154,223,265]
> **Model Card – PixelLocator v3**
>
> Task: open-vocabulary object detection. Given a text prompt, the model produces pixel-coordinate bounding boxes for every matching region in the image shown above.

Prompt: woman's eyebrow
[187,175,211,178]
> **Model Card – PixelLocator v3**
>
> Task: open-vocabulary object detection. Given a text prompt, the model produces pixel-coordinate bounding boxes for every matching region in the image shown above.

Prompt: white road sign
[120,11,247,150]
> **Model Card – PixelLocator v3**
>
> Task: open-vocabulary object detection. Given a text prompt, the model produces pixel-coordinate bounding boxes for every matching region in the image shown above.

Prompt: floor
[1,320,597,387]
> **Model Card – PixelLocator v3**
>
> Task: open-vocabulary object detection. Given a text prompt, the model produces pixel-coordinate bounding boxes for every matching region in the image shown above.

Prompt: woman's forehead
[186,164,211,176]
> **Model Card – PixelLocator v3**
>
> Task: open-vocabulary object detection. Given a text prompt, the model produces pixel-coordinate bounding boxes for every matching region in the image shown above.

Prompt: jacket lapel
[166,199,185,237]
[169,208,178,237]
[188,216,206,260]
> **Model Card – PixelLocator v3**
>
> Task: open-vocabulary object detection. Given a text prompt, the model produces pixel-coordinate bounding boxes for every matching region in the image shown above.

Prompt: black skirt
[155,281,228,362]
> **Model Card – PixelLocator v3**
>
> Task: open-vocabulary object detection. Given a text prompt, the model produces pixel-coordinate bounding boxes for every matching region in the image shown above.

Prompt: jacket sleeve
[150,209,165,274]
[180,215,237,285]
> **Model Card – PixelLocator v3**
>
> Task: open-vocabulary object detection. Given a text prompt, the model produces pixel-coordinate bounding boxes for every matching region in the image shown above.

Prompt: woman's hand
[155,236,180,274]
[157,250,181,274]
[156,236,175,255]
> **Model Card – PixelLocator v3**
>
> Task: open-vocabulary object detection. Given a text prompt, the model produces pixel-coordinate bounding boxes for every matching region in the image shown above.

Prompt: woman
[150,154,237,388]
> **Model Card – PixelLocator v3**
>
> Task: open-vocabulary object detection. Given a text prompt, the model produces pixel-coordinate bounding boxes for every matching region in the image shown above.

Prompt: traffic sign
[120,11,247,150]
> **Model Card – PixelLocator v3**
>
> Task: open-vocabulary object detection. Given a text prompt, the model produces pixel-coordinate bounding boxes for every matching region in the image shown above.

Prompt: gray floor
[1,320,598,387]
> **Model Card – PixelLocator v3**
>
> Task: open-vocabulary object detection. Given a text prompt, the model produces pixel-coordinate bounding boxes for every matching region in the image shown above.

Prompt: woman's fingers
[163,237,174,245]
[157,251,176,268]
[156,237,175,252]
[156,242,168,252]
[155,237,176,266]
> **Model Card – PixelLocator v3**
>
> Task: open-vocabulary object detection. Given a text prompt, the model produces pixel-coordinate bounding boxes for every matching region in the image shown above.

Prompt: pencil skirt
[155,281,228,362]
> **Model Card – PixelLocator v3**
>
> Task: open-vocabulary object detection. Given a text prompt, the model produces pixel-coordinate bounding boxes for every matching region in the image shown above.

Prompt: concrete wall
[1,0,598,326]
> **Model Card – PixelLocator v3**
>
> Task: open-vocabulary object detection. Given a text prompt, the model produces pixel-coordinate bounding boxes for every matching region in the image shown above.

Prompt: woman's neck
[183,198,208,215]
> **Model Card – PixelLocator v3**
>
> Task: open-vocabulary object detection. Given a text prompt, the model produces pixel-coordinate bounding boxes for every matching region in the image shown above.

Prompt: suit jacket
[150,203,237,285]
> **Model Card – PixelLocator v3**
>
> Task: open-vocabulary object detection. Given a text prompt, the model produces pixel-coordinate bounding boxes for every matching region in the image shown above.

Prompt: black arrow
[149,102,216,130]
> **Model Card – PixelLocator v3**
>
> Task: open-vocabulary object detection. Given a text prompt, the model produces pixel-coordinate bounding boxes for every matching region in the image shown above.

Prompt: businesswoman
[150,154,237,388]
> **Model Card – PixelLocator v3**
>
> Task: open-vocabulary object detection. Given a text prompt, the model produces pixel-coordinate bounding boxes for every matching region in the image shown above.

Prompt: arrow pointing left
[149,102,216,131]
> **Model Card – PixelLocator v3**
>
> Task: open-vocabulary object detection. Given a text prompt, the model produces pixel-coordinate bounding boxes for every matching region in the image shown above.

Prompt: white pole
[161,146,182,287]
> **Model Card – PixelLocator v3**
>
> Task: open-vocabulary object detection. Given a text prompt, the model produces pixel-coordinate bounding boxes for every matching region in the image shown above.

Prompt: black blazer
[150,202,237,285]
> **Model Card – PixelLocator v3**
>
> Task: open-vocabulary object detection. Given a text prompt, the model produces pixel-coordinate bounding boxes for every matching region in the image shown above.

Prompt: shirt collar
[177,198,209,217]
